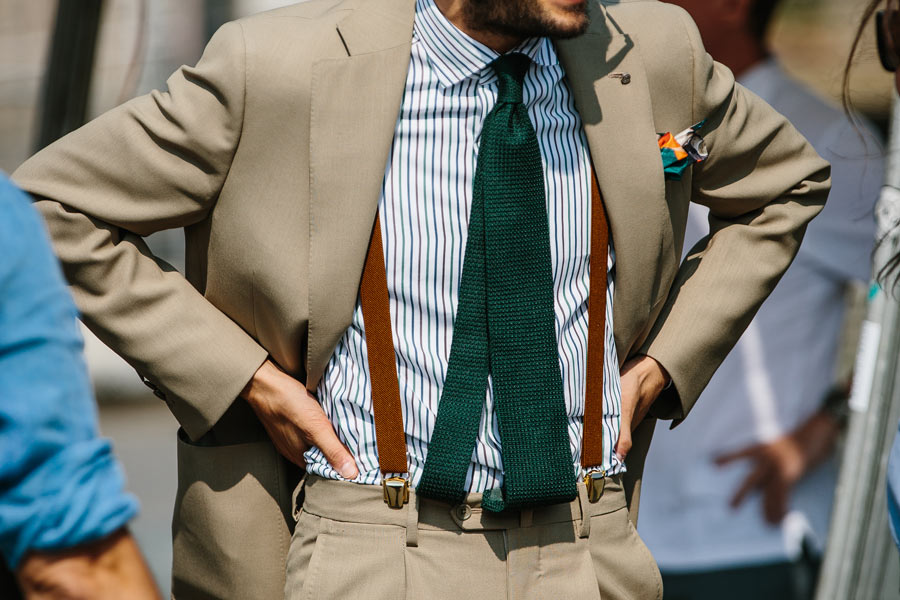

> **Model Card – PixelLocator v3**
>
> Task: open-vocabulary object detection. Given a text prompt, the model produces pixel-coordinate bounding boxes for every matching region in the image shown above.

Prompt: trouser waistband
[297,473,626,546]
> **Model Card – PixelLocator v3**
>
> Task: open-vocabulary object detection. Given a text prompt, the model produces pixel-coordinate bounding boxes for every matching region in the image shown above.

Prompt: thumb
[305,411,359,480]
[615,421,633,462]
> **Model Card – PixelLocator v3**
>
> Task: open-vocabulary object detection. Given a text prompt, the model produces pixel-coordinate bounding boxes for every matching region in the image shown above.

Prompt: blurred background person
[0,173,159,600]
[639,1,883,598]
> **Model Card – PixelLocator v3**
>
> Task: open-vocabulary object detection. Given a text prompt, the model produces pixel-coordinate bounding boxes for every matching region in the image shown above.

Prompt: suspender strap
[359,213,408,475]
[581,170,610,469]
[360,167,610,481]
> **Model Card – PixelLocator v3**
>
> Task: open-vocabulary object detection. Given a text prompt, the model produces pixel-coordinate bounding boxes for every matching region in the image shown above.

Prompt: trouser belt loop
[292,474,309,523]
[520,508,534,528]
[405,493,420,547]
[577,482,591,539]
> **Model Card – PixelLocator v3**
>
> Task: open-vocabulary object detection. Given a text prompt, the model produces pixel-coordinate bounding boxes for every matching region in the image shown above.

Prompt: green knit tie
[417,53,577,512]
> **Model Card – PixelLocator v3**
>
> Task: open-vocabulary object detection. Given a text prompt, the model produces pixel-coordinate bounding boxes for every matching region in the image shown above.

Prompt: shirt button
[455,504,472,521]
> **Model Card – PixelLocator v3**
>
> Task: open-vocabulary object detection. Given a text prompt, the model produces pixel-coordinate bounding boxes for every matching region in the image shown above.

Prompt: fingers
[303,408,359,479]
[246,366,360,479]
[719,443,792,523]
[615,420,632,462]
[762,479,789,524]
[730,460,770,509]
[293,392,358,479]
[270,435,309,469]
[715,444,761,466]
[617,368,637,461]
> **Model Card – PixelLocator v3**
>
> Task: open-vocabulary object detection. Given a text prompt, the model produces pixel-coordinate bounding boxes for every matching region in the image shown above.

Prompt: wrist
[241,359,279,409]
[795,411,841,467]
[636,355,670,399]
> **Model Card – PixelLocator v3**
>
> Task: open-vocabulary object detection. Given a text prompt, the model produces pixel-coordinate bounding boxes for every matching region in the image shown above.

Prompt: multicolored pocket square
[658,120,708,181]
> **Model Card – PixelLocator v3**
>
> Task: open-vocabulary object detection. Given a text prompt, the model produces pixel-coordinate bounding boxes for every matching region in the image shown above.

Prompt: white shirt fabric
[638,60,882,570]
[306,0,624,491]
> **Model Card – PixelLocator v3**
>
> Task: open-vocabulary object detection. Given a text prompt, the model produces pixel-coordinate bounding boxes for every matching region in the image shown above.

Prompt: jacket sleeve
[642,6,832,424]
[11,22,268,441]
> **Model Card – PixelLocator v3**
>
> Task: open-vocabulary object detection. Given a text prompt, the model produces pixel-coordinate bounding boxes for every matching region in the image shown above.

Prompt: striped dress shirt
[306,0,624,492]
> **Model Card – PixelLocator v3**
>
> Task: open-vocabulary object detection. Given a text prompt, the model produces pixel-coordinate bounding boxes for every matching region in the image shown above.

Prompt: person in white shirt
[638,1,882,598]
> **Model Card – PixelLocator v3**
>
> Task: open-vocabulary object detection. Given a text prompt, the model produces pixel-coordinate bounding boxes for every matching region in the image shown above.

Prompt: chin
[543,1,590,38]
[465,0,590,40]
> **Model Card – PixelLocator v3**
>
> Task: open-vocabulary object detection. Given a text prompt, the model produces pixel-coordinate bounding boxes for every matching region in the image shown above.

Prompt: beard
[462,0,590,40]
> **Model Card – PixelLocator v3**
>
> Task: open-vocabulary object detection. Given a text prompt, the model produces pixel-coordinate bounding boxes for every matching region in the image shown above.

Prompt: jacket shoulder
[601,0,696,37]
[227,0,356,80]
[239,0,355,22]
[232,0,358,44]
[599,1,701,127]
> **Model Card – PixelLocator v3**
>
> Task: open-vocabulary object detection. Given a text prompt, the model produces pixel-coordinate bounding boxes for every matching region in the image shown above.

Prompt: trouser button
[455,504,472,521]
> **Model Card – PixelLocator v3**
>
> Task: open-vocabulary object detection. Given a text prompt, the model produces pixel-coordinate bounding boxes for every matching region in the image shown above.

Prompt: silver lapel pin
[609,72,631,85]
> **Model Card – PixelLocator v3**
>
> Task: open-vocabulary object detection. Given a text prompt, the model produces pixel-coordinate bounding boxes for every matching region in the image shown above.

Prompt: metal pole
[815,94,900,600]
[35,0,104,151]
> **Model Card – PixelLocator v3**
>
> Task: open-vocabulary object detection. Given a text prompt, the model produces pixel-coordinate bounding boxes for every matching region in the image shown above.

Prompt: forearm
[17,530,160,600]
[33,198,268,440]
[642,188,827,422]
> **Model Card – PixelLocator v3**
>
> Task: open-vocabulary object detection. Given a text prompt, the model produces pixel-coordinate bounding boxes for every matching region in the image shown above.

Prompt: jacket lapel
[557,3,673,363]
[307,0,415,389]
[307,0,673,384]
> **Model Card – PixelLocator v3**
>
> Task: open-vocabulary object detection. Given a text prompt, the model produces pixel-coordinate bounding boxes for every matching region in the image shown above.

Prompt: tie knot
[490,53,531,103]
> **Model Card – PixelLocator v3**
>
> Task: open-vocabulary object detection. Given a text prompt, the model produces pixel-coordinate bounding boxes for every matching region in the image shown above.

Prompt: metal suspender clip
[583,470,607,503]
[382,477,410,509]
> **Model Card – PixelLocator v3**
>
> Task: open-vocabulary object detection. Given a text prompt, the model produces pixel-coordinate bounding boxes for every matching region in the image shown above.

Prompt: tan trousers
[284,475,662,600]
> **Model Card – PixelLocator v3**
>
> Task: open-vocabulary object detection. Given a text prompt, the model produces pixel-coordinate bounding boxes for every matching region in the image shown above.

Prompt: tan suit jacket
[13,0,830,596]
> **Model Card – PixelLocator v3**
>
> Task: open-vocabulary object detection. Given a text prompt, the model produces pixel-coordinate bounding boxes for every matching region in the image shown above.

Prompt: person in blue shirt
[0,173,159,599]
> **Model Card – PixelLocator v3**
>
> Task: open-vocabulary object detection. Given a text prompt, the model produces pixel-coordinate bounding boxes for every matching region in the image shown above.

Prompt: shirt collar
[414,0,559,88]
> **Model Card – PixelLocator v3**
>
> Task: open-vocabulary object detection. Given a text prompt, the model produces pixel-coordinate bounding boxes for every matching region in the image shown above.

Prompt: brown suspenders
[359,168,610,508]
[582,170,610,471]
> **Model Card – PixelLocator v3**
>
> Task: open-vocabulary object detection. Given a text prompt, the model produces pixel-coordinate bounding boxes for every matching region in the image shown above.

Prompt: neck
[433,0,524,53]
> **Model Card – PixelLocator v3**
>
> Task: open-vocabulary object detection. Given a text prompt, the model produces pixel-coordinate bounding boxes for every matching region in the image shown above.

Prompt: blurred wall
[0,0,54,173]
[234,0,297,15]
[771,0,893,124]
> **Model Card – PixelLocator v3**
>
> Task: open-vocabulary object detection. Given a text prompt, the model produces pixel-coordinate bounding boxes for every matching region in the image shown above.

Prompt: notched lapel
[307,0,415,389]
[557,3,675,362]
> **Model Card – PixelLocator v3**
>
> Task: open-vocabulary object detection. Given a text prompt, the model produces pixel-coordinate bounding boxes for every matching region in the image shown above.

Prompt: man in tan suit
[13,0,829,597]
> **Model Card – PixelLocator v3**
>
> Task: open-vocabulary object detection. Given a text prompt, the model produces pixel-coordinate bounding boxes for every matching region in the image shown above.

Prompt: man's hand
[615,355,670,461]
[715,411,842,524]
[241,360,359,479]
[16,529,160,600]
